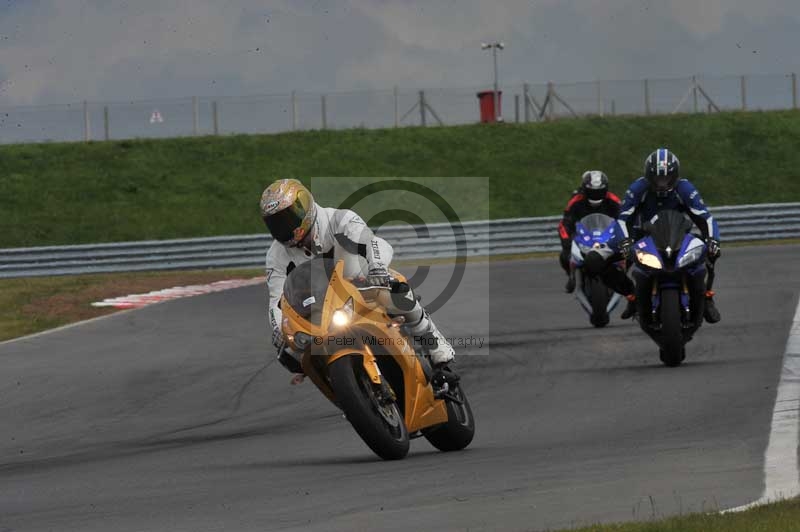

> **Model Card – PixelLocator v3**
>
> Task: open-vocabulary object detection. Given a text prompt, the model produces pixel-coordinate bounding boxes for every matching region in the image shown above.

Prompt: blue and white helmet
[644,148,680,196]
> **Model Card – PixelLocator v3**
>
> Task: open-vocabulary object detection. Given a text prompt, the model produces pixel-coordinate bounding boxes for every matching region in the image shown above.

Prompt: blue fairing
[571,214,620,266]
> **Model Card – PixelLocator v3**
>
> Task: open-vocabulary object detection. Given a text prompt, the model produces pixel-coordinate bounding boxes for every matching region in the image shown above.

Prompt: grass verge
[0,268,261,342]
[568,498,800,531]
[1,110,799,248]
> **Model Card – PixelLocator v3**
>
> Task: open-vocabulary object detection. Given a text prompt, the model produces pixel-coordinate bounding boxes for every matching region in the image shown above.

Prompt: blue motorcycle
[570,213,624,328]
[630,210,708,367]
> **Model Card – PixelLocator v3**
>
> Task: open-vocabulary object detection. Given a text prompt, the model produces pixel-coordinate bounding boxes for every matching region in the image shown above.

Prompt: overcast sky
[0,0,798,106]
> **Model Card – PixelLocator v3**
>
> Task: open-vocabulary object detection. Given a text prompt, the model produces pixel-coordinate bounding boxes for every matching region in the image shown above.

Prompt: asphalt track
[1,245,798,532]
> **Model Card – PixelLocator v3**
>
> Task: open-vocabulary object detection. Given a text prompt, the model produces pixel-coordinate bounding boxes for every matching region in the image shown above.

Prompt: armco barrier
[0,202,797,278]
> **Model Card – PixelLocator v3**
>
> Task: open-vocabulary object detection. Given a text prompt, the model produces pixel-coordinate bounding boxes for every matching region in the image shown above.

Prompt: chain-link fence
[0,73,797,144]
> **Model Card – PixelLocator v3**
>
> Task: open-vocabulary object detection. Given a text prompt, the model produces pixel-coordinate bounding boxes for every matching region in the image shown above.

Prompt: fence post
[514,94,520,123]
[192,96,199,135]
[596,81,603,117]
[321,94,327,129]
[792,73,797,110]
[393,86,399,127]
[740,75,747,111]
[523,83,530,122]
[692,76,698,113]
[212,101,219,135]
[291,90,297,130]
[83,100,90,141]
[103,106,109,141]
[644,79,651,115]
[419,90,426,126]
[547,81,555,120]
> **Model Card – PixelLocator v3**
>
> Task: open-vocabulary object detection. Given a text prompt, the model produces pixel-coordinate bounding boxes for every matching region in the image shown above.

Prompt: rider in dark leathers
[616,148,721,322]
[558,171,635,304]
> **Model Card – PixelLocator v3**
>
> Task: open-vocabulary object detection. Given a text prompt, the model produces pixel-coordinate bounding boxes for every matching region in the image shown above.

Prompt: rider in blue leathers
[616,148,721,323]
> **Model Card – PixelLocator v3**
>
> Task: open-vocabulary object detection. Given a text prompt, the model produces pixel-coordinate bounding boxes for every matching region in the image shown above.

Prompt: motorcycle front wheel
[658,288,685,367]
[588,277,610,328]
[422,384,475,452]
[329,355,410,460]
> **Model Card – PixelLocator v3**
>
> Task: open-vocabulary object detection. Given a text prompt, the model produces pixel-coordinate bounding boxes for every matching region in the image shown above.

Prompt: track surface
[1,245,798,531]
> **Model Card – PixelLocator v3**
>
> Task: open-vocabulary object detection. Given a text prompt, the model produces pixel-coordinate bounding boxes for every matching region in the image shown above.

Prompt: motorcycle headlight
[635,250,663,270]
[331,297,354,327]
[677,246,704,269]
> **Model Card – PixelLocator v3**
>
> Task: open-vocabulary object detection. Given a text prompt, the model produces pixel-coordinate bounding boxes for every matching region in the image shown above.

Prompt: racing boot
[408,313,455,366]
[704,290,721,323]
[620,294,637,319]
[564,270,576,293]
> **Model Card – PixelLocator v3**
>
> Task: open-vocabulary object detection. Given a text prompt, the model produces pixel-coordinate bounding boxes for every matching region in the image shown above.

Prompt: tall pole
[740,75,747,111]
[212,101,219,135]
[291,90,297,130]
[103,106,109,141]
[482,42,504,123]
[393,85,399,127]
[83,100,90,142]
[192,96,199,135]
[493,46,500,122]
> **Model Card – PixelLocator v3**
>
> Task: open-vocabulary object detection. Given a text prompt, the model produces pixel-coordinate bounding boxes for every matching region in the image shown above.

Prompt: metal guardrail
[0,202,797,278]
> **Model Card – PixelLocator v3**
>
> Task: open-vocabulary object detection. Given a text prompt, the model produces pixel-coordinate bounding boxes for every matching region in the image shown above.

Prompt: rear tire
[329,355,409,460]
[422,385,475,452]
[659,288,685,367]
[588,277,610,328]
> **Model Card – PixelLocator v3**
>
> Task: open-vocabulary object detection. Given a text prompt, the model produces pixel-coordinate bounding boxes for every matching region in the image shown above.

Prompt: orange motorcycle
[279,258,475,460]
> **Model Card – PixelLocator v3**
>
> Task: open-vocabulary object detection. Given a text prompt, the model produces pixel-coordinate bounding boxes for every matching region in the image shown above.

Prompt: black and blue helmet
[644,148,680,195]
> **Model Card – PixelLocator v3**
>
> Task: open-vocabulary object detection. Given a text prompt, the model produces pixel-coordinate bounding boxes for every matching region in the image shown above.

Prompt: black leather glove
[705,238,721,261]
[619,237,634,259]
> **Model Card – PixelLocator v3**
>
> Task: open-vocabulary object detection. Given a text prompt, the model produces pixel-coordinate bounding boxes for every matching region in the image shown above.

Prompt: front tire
[422,385,475,452]
[588,277,610,328]
[659,288,685,367]
[329,355,410,460]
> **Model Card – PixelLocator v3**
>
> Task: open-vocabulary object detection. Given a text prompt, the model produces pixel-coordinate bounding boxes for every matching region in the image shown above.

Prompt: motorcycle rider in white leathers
[260,179,455,374]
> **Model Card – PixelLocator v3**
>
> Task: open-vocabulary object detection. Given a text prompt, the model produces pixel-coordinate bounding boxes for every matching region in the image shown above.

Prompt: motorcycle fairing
[283,259,448,433]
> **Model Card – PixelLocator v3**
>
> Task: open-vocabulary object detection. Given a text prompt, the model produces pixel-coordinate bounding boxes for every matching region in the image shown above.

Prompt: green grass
[0,268,261,342]
[567,498,800,531]
[2,110,800,248]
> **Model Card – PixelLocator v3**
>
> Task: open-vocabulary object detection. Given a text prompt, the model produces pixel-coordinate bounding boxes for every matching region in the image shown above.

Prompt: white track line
[725,294,800,512]
[90,277,265,309]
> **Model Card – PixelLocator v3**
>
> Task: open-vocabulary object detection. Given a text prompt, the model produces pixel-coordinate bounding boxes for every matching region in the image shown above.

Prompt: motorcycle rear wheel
[329,355,410,460]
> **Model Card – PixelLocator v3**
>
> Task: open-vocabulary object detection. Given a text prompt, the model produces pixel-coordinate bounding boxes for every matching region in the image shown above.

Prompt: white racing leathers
[266,205,455,366]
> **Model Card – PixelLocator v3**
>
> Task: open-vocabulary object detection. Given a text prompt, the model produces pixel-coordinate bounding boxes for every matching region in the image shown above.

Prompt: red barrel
[477,90,502,123]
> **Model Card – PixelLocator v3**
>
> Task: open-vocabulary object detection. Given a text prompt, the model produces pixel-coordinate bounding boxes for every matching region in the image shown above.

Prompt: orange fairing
[280,260,448,432]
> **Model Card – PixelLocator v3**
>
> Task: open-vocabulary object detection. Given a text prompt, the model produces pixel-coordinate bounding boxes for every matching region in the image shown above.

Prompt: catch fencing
[0,73,798,144]
[0,202,796,278]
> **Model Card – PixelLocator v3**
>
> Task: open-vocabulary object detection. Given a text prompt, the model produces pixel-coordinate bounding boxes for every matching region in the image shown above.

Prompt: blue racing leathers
[616,177,720,242]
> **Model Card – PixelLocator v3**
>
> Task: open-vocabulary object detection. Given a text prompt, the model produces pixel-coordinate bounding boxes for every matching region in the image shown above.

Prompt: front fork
[645,275,702,331]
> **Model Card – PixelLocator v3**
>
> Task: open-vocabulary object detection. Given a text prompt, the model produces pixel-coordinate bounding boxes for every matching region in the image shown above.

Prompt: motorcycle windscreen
[642,210,694,254]
[577,213,617,243]
[283,258,337,325]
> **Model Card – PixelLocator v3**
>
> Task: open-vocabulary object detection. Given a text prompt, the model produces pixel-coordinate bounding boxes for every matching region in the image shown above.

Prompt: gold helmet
[260,179,317,246]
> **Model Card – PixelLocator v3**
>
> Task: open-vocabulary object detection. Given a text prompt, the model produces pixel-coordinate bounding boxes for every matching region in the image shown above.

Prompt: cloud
[0,0,797,107]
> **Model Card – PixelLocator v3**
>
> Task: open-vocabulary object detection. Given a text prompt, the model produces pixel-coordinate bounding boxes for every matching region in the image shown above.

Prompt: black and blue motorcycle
[630,210,708,367]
